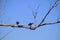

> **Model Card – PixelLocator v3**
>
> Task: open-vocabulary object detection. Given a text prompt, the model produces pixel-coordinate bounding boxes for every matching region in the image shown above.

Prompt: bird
[57,21,60,23]
[28,23,33,26]
[16,21,19,25]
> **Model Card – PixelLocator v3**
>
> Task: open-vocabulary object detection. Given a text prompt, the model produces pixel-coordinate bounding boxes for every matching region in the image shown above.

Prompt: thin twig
[32,4,40,26]
[0,28,14,40]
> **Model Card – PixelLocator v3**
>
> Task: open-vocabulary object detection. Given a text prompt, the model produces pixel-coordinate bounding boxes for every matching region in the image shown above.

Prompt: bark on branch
[0,21,60,30]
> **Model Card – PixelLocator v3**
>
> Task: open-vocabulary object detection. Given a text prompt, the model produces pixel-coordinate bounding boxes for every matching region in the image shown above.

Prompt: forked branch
[0,0,60,30]
[32,4,40,26]
[37,0,59,27]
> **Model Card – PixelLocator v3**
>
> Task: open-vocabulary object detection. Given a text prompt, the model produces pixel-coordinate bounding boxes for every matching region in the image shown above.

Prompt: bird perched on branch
[57,21,60,23]
[28,22,33,29]
[28,23,33,26]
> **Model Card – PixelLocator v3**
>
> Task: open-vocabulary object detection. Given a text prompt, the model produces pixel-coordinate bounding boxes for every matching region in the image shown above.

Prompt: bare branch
[35,20,60,29]
[32,4,40,18]
[32,4,40,26]
[0,23,35,30]
[38,0,59,27]
[39,21,60,26]
[0,20,60,30]
[0,24,17,27]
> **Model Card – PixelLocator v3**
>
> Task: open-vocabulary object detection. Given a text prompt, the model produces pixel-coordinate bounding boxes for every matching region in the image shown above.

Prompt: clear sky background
[0,0,60,40]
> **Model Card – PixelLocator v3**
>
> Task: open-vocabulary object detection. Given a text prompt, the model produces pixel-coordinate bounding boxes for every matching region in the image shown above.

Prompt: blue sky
[0,0,60,40]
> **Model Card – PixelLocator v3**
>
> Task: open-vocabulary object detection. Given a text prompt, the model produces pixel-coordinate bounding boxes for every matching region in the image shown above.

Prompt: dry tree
[0,0,60,40]
[0,0,60,30]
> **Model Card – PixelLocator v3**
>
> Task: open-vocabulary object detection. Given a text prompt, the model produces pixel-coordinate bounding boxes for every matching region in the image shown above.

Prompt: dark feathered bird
[28,23,33,26]
[57,21,60,23]
[16,21,19,25]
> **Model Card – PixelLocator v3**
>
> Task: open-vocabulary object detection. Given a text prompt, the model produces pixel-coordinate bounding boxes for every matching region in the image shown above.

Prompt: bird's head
[16,21,19,25]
